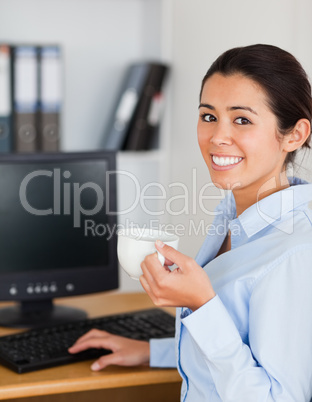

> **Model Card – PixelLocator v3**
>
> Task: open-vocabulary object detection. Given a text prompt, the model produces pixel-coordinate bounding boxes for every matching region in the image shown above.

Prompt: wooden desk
[0,292,181,402]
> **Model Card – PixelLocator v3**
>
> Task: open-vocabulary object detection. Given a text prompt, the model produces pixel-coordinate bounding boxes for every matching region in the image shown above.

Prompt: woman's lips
[211,155,244,171]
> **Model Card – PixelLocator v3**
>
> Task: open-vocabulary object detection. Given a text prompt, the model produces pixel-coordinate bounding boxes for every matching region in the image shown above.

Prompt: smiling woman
[69,45,312,402]
[199,44,312,166]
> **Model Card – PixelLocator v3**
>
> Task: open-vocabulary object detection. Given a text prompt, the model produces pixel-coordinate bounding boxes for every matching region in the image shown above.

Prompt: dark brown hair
[200,44,312,165]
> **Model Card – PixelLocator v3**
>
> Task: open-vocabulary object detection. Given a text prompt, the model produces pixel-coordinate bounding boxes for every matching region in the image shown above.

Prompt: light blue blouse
[150,178,312,401]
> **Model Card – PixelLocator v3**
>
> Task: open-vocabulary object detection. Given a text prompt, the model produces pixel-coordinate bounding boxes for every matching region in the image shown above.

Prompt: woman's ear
[283,118,311,152]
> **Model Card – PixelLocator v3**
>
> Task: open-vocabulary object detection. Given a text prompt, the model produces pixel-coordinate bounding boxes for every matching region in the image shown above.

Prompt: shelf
[0,0,165,152]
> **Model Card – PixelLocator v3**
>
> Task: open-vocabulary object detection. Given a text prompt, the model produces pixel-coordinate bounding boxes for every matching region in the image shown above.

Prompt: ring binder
[103,63,150,151]
[124,63,169,150]
[0,45,13,153]
[38,45,61,152]
[103,62,169,151]
[12,46,39,153]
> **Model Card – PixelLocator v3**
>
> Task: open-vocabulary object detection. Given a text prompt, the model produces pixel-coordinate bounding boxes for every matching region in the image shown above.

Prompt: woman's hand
[68,330,150,371]
[140,240,216,311]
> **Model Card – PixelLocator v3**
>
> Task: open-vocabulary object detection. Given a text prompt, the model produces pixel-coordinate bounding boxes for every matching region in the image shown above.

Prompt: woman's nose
[210,124,232,146]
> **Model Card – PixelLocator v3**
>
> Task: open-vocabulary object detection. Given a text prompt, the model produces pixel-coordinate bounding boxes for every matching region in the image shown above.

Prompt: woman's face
[197,73,288,195]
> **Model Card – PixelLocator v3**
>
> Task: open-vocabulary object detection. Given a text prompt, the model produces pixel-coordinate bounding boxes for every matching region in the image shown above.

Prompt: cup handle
[157,250,165,266]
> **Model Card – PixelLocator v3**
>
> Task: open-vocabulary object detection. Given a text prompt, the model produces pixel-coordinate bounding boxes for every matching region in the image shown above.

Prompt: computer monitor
[0,151,118,328]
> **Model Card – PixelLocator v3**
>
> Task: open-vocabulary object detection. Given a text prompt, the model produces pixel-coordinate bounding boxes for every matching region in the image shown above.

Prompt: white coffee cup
[117,228,179,280]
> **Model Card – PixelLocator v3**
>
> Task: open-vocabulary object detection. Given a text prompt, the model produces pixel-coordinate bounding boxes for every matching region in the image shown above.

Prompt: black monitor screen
[0,160,110,272]
[0,151,118,328]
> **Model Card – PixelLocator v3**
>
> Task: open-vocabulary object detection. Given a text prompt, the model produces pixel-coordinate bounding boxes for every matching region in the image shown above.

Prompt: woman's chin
[209,175,243,191]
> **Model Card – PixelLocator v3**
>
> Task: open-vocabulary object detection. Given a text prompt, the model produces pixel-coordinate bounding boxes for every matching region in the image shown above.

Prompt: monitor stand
[0,299,87,328]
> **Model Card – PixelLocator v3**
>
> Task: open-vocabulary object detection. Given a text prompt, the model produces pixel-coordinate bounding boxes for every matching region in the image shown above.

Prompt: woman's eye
[235,117,251,125]
[201,114,216,122]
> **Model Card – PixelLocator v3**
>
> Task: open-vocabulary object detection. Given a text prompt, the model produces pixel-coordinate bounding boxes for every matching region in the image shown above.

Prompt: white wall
[166,0,312,259]
[117,151,168,292]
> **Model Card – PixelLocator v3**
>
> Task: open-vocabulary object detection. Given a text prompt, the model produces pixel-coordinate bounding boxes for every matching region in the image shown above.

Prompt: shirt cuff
[181,295,241,357]
[149,337,176,368]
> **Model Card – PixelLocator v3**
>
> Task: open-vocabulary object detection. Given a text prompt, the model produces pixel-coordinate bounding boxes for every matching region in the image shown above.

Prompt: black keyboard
[0,308,175,373]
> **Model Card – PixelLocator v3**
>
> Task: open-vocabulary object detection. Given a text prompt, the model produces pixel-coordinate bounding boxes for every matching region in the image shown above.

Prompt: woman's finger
[71,329,110,346]
[155,241,190,269]
[140,256,159,282]
[91,352,123,371]
[68,336,115,354]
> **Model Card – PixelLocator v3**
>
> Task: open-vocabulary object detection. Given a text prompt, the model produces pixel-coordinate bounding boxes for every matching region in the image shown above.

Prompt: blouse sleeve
[182,245,312,401]
[149,337,176,368]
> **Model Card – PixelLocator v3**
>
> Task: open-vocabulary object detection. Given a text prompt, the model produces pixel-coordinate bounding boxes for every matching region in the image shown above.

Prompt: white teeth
[212,156,243,166]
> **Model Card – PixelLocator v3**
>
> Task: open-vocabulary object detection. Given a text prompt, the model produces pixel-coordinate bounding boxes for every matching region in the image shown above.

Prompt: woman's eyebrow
[227,106,258,115]
[198,103,258,115]
[198,103,214,110]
